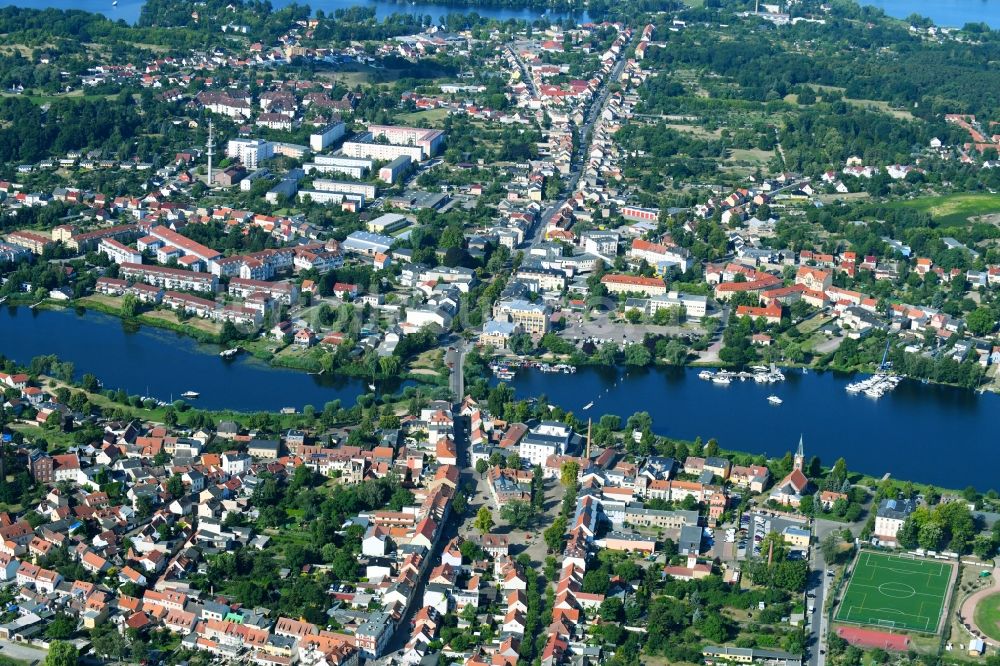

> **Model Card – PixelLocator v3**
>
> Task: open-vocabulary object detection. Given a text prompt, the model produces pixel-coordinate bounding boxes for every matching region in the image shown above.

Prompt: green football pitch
[835,551,953,633]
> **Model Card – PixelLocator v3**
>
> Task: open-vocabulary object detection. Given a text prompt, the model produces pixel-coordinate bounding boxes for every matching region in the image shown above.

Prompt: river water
[4,0,993,29]
[491,364,997,490]
[0,305,994,488]
[0,306,411,412]
[9,0,588,27]
[858,0,1000,28]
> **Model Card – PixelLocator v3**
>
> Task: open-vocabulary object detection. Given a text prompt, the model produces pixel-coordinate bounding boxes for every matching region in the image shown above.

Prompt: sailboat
[368,383,376,391]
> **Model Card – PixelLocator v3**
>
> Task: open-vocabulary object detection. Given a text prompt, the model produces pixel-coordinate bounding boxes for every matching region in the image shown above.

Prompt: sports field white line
[845,581,946,599]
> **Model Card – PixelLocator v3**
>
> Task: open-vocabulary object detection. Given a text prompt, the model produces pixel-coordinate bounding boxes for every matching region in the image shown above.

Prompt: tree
[758,531,788,562]
[166,474,185,498]
[624,343,652,366]
[501,500,537,529]
[974,535,996,560]
[918,522,944,551]
[473,507,494,535]
[966,307,995,336]
[820,532,841,563]
[475,459,489,476]
[560,461,579,487]
[44,613,76,640]
[46,641,78,666]
[896,517,919,549]
[120,292,138,319]
[543,516,567,552]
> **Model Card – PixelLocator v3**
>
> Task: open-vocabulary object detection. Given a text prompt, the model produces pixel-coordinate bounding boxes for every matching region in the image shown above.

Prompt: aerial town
[1,0,1000,665]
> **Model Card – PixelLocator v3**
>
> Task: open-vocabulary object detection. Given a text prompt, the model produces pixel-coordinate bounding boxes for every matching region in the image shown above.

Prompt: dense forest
[0,96,141,164]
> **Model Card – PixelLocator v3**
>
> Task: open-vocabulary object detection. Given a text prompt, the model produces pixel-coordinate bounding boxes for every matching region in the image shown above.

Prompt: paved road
[0,639,46,664]
[807,518,851,666]
[524,30,637,250]
[445,340,465,402]
[505,46,538,98]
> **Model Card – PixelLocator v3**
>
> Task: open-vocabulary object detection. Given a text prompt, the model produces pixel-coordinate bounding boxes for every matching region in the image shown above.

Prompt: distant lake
[1,0,588,27]
[0,306,414,412]
[858,0,1000,28]
[491,365,998,491]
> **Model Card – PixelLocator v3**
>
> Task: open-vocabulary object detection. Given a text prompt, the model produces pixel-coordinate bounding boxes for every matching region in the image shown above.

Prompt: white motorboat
[767,395,783,405]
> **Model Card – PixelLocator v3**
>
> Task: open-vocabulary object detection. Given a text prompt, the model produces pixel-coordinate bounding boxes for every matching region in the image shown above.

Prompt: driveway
[0,639,46,664]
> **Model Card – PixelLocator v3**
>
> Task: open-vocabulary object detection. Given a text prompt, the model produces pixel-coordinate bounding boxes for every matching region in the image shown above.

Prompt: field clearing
[806,84,914,120]
[727,148,774,164]
[894,193,1000,225]
[836,551,953,634]
[395,108,450,125]
[664,123,721,139]
[142,309,221,335]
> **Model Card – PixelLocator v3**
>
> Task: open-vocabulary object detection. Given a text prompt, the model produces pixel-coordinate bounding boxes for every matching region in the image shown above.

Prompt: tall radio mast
[206,120,215,187]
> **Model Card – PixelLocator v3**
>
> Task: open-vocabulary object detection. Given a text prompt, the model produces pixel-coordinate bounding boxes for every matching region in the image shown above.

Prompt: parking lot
[735,512,810,560]
[559,313,703,346]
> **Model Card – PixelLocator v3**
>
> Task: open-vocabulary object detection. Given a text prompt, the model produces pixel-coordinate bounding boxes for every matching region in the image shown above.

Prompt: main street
[807,518,858,666]
[525,31,637,249]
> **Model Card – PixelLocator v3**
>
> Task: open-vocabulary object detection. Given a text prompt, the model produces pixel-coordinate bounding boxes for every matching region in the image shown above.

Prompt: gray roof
[876,497,916,520]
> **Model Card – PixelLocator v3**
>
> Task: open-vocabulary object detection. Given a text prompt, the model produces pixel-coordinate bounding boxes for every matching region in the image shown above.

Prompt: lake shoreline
[0,305,440,411]
[21,298,447,389]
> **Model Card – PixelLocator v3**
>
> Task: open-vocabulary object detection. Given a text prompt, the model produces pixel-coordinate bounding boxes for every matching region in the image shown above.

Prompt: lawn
[835,551,953,634]
[894,193,1000,226]
[974,592,1000,642]
[395,108,450,125]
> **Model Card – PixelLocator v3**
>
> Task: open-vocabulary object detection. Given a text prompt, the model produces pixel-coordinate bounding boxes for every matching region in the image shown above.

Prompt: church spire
[794,434,805,471]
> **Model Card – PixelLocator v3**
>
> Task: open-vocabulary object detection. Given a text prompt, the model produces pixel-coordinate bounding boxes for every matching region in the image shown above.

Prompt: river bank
[0,306,435,411]
[486,364,999,490]
[31,297,448,388]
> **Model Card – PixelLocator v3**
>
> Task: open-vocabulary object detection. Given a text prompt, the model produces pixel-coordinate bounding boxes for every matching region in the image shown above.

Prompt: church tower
[793,434,804,471]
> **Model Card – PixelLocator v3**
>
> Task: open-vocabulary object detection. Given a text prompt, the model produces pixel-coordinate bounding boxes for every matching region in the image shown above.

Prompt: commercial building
[226,139,273,170]
[148,227,222,268]
[518,421,573,467]
[304,155,372,179]
[379,155,412,184]
[308,121,346,151]
[297,190,365,206]
[6,230,53,254]
[99,238,142,265]
[601,273,667,296]
[493,299,550,336]
[342,137,424,163]
[121,263,218,293]
[366,213,408,235]
[227,278,299,305]
[648,291,708,320]
[312,179,377,200]
[874,498,917,545]
[342,231,394,256]
[368,125,445,158]
[0,241,32,264]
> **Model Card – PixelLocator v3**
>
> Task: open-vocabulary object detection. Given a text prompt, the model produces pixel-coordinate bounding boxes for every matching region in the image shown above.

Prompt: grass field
[836,551,953,633]
[894,193,1000,226]
[395,108,450,125]
[974,592,1000,642]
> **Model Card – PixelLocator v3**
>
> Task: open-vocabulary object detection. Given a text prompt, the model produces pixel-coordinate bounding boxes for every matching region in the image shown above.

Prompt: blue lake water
[4,0,588,27]
[0,306,412,412]
[859,0,1000,28]
[0,0,990,29]
[491,365,997,491]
